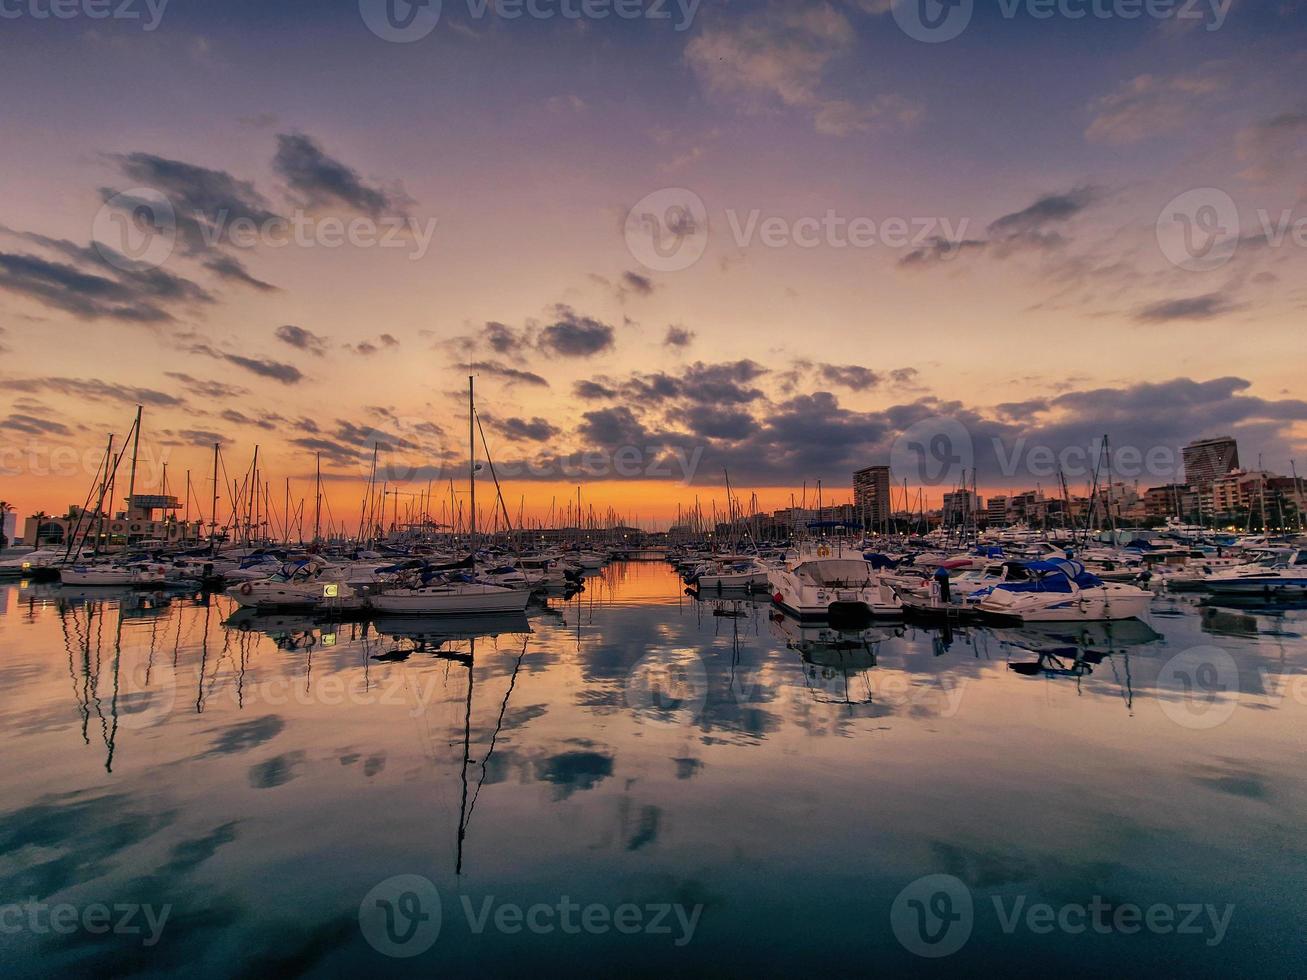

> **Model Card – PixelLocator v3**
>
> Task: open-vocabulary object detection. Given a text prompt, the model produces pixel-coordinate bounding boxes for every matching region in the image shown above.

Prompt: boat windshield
[793,560,873,587]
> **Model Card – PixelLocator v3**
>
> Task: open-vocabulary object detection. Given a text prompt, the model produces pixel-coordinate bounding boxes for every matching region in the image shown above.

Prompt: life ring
[818,545,831,557]
[130,523,142,533]
[239,582,253,595]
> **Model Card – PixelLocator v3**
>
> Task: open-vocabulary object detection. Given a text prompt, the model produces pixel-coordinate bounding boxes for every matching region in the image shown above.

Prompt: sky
[1,0,1306,529]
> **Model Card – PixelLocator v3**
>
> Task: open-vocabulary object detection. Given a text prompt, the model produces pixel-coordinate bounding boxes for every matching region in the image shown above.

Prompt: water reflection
[2,562,1307,974]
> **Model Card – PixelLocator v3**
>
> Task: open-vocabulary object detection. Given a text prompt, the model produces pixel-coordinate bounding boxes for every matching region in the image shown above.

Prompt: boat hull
[370,584,531,615]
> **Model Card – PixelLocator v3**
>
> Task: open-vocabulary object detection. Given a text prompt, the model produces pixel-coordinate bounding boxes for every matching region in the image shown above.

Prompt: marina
[4,1,1306,974]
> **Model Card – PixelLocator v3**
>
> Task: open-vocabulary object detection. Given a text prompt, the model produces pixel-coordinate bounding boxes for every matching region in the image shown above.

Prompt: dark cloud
[578,406,651,446]
[202,253,276,291]
[470,360,550,387]
[574,379,617,399]
[1136,293,1238,322]
[349,334,400,356]
[0,376,184,407]
[482,414,562,442]
[621,270,655,296]
[898,236,987,266]
[109,151,281,254]
[188,342,304,384]
[272,132,399,218]
[818,363,880,390]
[163,372,249,399]
[664,325,695,348]
[538,306,616,358]
[987,186,1099,240]
[177,429,228,445]
[900,187,1099,266]
[484,321,528,355]
[684,405,756,440]
[3,413,72,436]
[275,324,329,356]
[0,250,176,322]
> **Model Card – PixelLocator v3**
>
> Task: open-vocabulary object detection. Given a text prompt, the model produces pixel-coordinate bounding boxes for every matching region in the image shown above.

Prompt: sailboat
[371,376,530,616]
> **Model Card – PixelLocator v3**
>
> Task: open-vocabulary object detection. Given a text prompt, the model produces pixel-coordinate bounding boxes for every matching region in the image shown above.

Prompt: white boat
[59,562,169,587]
[767,548,902,619]
[225,559,366,611]
[0,549,67,577]
[370,581,530,615]
[976,559,1153,622]
[691,556,770,591]
[1203,550,1307,597]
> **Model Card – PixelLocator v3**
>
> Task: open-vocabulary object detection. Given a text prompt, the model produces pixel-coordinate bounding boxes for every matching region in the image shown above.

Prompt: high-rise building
[1183,437,1239,485]
[853,465,892,530]
[942,489,982,523]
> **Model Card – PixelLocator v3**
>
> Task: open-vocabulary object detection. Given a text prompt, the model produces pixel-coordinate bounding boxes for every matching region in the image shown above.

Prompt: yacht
[0,548,67,577]
[975,559,1153,622]
[225,558,366,612]
[767,545,902,620]
[370,575,530,615]
[1203,550,1307,598]
[59,562,170,587]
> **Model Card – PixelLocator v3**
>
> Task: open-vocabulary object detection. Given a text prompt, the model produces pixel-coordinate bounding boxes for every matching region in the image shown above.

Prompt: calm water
[2,561,1306,976]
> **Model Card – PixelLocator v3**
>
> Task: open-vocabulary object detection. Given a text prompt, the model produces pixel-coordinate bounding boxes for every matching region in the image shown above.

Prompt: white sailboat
[371,376,529,616]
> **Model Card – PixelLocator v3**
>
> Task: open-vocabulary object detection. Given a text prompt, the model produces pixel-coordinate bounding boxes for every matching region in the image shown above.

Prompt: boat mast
[469,375,477,556]
[210,443,220,555]
[313,452,322,545]
[125,404,142,519]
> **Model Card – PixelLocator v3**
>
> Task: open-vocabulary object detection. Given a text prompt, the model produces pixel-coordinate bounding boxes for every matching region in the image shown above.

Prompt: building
[985,495,1009,525]
[853,465,892,531]
[1183,436,1240,485]
[22,495,204,549]
[941,489,982,524]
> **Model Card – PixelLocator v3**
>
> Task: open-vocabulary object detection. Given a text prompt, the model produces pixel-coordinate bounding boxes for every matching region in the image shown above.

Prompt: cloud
[187,342,304,383]
[109,151,280,254]
[469,360,550,387]
[574,379,617,399]
[1135,293,1239,322]
[4,414,72,436]
[272,132,401,218]
[986,187,1099,244]
[664,325,695,348]
[0,249,180,323]
[1085,72,1224,145]
[686,3,920,136]
[349,333,400,356]
[482,414,562,442]
[0,376,184,406]
[538,306,616,358]
[163,372,249,399]
[202,253,276,291]
[817,363,879,390]
[275,324,329,356]
[899,187,1099,266]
